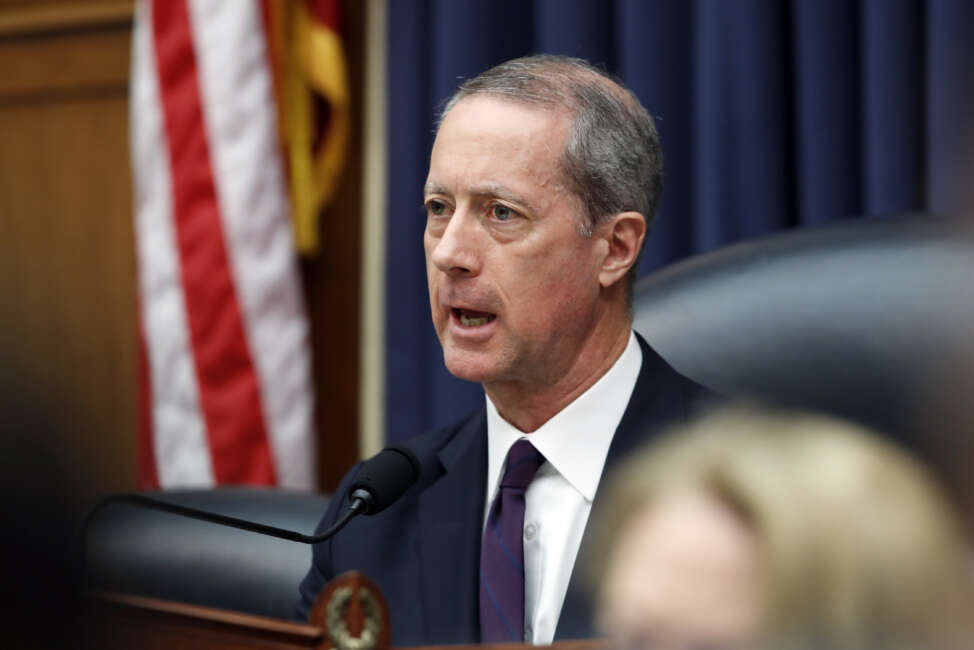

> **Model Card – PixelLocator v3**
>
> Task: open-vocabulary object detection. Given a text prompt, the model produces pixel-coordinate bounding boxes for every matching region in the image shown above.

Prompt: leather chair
[85,488,329,620]
[633,213,974,513]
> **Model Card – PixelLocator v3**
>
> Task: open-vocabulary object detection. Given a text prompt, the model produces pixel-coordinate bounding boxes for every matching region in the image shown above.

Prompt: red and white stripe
[131,0,316,489]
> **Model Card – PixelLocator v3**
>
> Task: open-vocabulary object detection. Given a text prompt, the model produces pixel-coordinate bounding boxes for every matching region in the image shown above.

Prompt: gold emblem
[326,585,383,650]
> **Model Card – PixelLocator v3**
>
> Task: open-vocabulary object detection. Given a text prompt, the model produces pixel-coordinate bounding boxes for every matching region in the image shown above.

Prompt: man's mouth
[453,308,496,327]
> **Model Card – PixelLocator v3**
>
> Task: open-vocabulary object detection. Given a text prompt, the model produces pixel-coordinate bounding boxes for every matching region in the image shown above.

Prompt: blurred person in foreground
[590,407,974,650]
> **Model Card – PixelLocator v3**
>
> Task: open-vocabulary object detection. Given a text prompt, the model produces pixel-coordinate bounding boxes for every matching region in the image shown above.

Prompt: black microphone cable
[85,445,421,545]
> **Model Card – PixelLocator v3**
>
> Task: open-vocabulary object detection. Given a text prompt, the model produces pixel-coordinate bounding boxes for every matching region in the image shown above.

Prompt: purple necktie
[479,439,545,643]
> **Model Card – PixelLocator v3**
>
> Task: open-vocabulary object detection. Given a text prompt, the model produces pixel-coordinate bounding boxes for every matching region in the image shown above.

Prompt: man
[296,55,711,644]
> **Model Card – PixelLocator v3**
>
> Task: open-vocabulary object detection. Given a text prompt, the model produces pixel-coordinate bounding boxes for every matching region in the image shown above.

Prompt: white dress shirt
[483,331,643,644]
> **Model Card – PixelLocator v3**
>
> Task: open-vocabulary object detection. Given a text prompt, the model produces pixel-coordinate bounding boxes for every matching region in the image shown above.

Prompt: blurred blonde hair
[590,406,974,650]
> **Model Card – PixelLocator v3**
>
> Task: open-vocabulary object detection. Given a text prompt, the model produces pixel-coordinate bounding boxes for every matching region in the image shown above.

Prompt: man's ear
[598,211,646,288]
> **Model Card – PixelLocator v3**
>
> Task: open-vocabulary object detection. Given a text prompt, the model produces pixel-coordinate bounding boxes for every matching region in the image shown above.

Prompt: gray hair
[441,55,663,236]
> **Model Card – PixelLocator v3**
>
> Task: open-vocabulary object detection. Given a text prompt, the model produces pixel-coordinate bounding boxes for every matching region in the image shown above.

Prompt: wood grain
[0,3,136,504]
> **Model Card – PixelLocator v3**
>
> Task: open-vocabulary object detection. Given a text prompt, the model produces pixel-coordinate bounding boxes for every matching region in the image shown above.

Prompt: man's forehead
[426,175,569,215]
[425,180,528,202]
[424,96,579,214]
[436,94,572,148]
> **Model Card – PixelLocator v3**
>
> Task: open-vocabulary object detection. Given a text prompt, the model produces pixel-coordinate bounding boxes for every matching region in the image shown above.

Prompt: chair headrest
[86,487,330,620]
[633,214,974,499]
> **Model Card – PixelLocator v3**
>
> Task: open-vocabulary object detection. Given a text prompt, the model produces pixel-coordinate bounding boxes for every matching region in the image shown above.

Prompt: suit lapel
[417,410,488,643]
[555,334,672,639]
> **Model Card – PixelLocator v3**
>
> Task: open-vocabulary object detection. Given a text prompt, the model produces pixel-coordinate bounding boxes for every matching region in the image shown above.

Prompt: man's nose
[430,211,482,277]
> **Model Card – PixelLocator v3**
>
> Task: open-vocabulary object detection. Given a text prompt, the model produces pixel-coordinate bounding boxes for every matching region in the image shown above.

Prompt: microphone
[327,444,420,537]
[348,444,421,515]
[87,446,421,545]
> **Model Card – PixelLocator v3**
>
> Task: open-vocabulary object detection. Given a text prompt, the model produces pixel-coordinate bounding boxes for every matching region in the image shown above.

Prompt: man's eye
[490,204,515,221]
[426,200,447,217]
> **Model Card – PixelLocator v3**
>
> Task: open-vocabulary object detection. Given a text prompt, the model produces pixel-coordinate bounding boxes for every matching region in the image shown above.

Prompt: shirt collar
[485,331,643,504]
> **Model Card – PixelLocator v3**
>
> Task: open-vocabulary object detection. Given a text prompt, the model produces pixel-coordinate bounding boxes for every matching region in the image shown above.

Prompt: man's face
[423,96,607,392]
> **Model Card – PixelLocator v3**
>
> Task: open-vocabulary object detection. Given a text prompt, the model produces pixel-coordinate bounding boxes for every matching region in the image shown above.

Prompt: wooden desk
[89,592,323,650]
[88,591,609,650]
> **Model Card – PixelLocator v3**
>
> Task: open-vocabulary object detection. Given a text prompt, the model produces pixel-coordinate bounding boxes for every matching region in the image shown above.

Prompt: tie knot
[500,439,544,490]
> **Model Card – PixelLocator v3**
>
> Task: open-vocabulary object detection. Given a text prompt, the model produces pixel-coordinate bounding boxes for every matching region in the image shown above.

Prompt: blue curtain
[384,0,974,444]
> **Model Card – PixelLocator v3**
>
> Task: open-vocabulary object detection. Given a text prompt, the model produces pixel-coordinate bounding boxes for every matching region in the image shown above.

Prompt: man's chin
[442,350,503,385]
[443,362,493,384]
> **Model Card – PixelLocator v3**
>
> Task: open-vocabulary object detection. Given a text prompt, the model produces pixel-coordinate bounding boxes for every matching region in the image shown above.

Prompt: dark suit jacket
[296,334,713,644]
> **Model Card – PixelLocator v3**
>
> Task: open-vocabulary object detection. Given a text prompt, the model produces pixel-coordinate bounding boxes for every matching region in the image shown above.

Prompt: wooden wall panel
[0,26,131,97]
[302,0,365,492]
[0,0,136,506]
